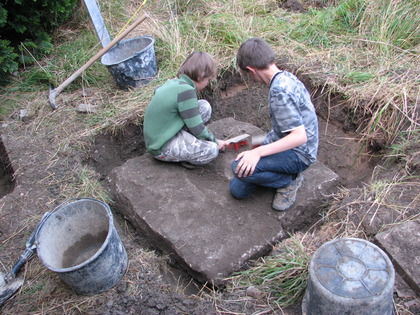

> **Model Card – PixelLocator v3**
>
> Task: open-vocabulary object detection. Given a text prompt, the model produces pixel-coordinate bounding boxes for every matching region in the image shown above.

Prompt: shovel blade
[0,275,24,306]
[48,84,58,110]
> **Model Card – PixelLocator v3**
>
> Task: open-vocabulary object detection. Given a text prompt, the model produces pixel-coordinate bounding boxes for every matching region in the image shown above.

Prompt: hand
[217,139,229,151]
[235,149,261,177]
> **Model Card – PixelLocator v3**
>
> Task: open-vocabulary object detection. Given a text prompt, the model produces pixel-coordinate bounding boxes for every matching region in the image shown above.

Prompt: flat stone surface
[375,220,420,295]
[107,118,339,286]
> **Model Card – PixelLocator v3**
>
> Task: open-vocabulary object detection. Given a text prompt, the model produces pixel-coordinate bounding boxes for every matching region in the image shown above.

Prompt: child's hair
[177,52,217,82]
[236,38,275,71]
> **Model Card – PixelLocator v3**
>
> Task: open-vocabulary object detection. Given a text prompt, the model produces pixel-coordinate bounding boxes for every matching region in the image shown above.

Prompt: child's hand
[234,149,261,177]
[217,139,229,151]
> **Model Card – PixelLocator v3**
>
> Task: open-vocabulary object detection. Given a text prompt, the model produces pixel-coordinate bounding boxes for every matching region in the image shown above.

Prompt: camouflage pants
[154,100,219,165]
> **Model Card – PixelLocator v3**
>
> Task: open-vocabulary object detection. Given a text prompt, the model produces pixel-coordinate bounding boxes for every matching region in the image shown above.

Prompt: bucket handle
[35,197,110,241]
[2,211,52,285]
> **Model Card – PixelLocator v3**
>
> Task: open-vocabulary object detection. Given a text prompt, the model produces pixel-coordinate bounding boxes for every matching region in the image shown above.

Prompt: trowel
[0,212,50,306]
[225,133,265,151]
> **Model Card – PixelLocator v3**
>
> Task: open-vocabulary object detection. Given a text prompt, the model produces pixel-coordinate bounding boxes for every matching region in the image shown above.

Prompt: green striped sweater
[143,74,216,156]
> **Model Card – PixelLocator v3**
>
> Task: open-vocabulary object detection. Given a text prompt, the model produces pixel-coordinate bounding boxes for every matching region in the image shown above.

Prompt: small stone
[156,303,167,311]
[116,281,128,293]
[81,88,93,97]
[77,103,98,113]
[246,286,262,298]
[19,109,28,120]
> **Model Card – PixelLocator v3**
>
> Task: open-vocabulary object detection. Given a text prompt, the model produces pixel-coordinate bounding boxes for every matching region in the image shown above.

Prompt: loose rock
[246,286,262,298]
[77,103,98,113]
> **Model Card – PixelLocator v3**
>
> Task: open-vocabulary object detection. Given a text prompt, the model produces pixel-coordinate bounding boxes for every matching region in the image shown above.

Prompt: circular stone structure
[302,238,395,315]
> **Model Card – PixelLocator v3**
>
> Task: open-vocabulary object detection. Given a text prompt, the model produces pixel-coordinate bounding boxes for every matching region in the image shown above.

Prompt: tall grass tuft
[289,0,419,151]
[290,0,366,47]
[358,0,420,52]
[229,236,311,307]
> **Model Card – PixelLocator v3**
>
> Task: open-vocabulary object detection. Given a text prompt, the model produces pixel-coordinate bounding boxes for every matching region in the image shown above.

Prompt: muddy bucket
[302,238,395,315]
[101,36,158,90]
[35,198,128,295]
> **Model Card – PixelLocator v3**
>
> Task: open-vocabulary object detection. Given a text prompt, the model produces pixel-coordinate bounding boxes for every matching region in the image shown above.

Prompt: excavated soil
[87,71,378,189]
[1,2,417,313]
[85,70,378,280]
[9,61,420,314]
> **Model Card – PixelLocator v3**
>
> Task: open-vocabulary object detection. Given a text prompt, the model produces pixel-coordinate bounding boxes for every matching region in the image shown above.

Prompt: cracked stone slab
[107,119,339,286]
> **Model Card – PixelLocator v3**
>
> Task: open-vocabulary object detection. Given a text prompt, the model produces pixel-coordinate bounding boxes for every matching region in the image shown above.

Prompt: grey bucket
[101,36,158,90]
[302,238,395,315]
[35,198,128,295]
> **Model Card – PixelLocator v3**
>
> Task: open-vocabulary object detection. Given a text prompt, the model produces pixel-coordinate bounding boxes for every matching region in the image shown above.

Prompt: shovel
[48,13,148,109]
[0,212,51,306]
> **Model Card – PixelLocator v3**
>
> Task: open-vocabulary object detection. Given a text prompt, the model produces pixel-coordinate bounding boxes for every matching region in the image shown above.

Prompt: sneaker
[272,174,304,211]
[180,161,197,169]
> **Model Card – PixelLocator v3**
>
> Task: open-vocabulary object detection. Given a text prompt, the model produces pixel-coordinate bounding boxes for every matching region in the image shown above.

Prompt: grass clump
[290,0,366,47]
[229,236,312,308]
[0,0,418,313]
[386,130,420,173]
[359,0,420,51]
[291,0,419,51]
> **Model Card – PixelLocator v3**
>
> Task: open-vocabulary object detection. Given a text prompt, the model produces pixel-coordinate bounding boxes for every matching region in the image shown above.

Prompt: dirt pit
[87,71,378,188]
[85,71,379,293]
[0,137,15,198]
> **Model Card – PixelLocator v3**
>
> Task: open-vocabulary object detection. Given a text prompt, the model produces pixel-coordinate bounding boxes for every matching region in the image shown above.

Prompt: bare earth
[1,66,418,314]
[0,1,418,313]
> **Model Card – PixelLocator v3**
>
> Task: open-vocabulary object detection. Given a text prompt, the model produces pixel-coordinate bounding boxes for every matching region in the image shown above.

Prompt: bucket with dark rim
[101,36,158,90]
[302,238,395,315]
[35,198,128,295]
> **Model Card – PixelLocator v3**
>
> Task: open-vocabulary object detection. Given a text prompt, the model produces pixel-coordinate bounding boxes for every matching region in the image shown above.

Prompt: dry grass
[0,0,419,314]
[215,171,418,313]
[3,0,417,150]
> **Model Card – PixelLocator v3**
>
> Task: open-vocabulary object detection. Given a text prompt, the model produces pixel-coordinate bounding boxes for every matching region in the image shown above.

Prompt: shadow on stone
[107,118,339,286]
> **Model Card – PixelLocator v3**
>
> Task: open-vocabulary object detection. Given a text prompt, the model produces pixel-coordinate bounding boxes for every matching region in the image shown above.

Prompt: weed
[229,236,312,308]
[359,0,420,51]
[343,71,373,84]
[73,166,111,202]
[0,1,419,313]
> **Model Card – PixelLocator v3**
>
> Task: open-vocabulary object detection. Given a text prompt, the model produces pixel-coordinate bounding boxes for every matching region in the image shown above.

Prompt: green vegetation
[0,0,418,313]
[230,236,312,307]
[0,0,78,84]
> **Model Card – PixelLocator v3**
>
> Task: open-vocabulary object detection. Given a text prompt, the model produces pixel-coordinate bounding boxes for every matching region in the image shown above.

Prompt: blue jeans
[230,149,309,199]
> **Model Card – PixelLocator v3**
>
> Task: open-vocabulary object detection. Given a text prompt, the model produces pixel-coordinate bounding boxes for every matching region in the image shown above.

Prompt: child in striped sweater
[144,52,228,167]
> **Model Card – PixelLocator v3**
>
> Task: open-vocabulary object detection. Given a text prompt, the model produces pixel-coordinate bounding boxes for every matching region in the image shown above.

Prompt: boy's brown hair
[177,52,217,82]
[236,38,275,71]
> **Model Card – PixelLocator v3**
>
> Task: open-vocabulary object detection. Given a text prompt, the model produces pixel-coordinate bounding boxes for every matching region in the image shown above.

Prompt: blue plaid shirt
[265,71,319,165]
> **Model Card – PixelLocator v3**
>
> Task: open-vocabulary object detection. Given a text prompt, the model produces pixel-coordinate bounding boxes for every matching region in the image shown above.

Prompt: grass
[61,165,112,203]
[228,236,312,308]
[3,0,417,146]
[0,0,419,313]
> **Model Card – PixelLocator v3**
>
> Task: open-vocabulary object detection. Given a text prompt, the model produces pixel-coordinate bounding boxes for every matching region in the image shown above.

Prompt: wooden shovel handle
[55,14,149,95]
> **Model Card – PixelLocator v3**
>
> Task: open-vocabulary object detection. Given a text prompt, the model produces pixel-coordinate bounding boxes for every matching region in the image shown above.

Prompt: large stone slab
[107,118,339,286]
[375,221,420,295]
[209,118,340,232]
